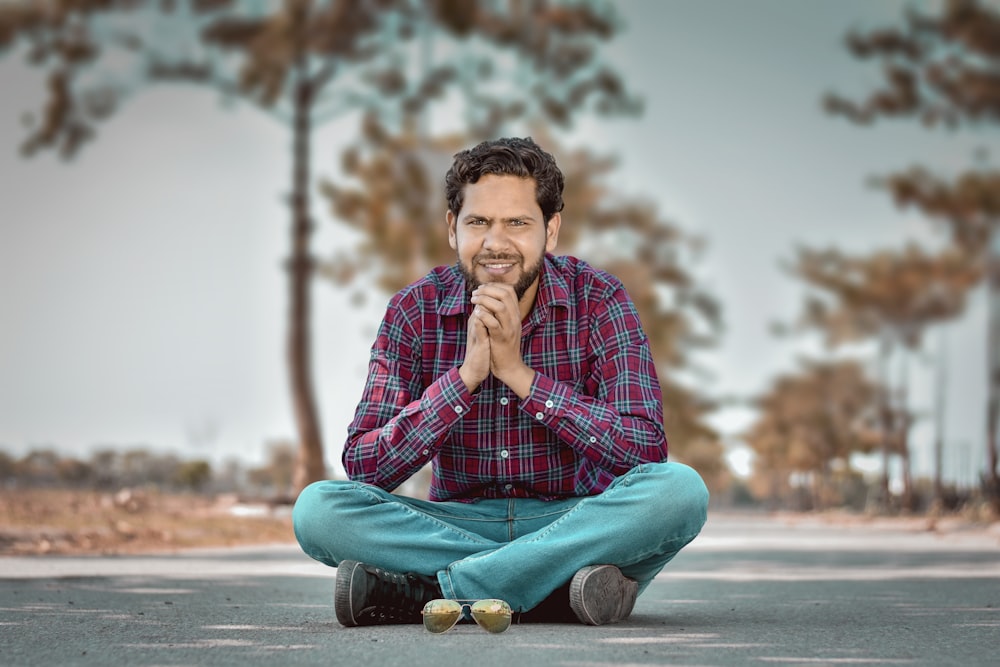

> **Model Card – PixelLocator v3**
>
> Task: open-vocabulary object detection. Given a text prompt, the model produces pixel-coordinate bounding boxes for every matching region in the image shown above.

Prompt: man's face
[447,174,561,304]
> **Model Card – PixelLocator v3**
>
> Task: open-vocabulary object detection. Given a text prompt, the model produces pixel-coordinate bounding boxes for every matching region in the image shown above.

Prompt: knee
[292,481,326,529]
[291,481,334,560]
[672,462,710,527]
[630,462,709,533]
[292,480,369,561]
[292,479,393,563]
[663,462,709,504]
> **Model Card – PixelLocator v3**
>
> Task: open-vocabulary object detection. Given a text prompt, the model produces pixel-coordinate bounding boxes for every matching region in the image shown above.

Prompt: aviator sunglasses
[421,598,513,634]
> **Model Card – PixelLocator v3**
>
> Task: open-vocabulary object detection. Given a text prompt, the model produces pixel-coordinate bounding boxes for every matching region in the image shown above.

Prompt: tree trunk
[288,2,326,495]
[898,353,914,512]
[986,228,1000,508]
[877,337,893,511]
[933,326,948,505]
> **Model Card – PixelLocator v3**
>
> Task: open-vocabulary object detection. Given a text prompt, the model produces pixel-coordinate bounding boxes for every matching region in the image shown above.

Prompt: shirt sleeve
[518,283,668,475]
[341,296,474,491]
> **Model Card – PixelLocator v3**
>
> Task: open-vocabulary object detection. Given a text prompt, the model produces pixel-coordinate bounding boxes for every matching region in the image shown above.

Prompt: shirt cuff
[423,366,477,426]
[522,372,605,452]
[521,372,568,423]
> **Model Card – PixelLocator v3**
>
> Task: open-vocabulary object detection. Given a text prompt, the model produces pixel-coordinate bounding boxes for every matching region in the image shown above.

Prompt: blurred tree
[248,439,297,496]
[787,243,979,509]
[173,459,213,491]
[323,119,727,492]
[824,0,1000,503]
[89,448,120,489]
[0,449,14,483]
[55,456,93,487]
[121,449,156,487]
[212,457,249,493]
[0,0,640,493]
[16,448,62,486]
[745,360,882,510]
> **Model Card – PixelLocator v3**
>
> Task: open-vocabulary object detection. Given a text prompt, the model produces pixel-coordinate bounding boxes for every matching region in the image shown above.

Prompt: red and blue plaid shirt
[343,254,668,502]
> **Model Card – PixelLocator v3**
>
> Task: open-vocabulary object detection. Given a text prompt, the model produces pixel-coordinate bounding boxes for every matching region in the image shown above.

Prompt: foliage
[880,168,1000,254]
[0,0,639,157]
[824,0,1000,130]
[174,459,213,491]
[824,0,1000,496]
[0,444,299,496]
[247,439,296,496]
[1,446,202,491]
[784,242,978,509]
[745,359,883,509]
[0,0,644,492]
[787,243,980,350]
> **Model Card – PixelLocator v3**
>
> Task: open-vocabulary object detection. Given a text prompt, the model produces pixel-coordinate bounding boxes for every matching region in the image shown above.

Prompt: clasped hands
[458,283,535,399]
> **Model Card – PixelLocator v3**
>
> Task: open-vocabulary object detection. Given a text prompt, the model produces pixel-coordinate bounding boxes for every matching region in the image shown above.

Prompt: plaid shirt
[343,254,668,502]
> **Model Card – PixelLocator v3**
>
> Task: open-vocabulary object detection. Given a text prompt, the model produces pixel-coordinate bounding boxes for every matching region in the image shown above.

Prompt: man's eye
[469,219,488,226]
[509,219,525,226]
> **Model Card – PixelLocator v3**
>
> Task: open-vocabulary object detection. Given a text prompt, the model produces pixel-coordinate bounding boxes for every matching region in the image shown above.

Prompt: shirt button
[500,449,510,459]
[423,449,430,455]
[454,405,463,414]
[589,436,597,444]
[504,484,513,491]
[545,400,554,409]
[499,397,509,406]
[535,412,544,420]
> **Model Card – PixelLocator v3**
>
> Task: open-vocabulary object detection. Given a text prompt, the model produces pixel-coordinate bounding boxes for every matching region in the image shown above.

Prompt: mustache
[475,253,522,263]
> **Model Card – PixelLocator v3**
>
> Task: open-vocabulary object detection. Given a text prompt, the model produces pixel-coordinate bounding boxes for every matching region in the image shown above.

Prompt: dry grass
[0,488,295,555]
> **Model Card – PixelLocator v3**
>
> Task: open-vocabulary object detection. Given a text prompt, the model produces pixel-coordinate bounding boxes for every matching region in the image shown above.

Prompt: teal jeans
[292,461,708,613]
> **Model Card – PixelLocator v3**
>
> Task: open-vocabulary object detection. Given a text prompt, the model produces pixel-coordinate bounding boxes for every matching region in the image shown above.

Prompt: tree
[248,438,297,496]
[173,459,213,491]
[824,0,1000,504]
[0,0,641,492]
[786,243,979,509]
[745,360,882,510]
[16,448,62,486]
[0,449,15,483]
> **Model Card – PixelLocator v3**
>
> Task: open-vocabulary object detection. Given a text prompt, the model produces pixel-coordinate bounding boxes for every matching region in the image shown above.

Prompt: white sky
[0,0,991,484]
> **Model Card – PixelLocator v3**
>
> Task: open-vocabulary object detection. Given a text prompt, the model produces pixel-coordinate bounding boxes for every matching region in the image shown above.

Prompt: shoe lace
[366,567,439,616]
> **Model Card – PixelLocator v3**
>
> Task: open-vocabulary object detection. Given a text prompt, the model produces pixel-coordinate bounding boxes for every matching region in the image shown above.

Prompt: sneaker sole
[569,564,638,626]
[334,560,365,627]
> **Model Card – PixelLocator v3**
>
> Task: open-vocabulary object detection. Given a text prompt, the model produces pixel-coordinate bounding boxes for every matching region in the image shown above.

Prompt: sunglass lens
[422,600,462,634]
[470,599,512,634]
[424,611,461,633]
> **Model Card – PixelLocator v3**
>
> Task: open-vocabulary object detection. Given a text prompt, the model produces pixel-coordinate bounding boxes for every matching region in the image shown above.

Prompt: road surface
[2,512,998,666]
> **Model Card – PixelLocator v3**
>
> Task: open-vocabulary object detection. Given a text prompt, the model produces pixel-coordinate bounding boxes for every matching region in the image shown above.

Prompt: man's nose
[483,222,511,250]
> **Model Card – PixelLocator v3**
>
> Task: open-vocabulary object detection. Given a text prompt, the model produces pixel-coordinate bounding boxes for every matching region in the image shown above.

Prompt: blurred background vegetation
[1,0,998,524]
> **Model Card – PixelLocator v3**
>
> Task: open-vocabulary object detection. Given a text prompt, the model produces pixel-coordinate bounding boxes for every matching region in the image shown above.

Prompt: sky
[0,0,991,484]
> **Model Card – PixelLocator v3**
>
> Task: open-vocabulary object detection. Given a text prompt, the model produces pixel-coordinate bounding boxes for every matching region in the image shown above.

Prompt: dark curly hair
[445,137,565,223]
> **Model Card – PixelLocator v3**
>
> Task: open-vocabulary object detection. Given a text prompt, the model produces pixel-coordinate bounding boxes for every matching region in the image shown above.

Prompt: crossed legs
[294,461,708,614]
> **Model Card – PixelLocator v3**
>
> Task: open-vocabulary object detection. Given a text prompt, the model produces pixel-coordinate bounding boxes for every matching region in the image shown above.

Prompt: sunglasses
[421,598,513,634]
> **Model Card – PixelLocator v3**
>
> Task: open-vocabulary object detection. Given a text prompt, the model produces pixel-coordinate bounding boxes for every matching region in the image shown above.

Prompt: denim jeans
[293,461,708,613]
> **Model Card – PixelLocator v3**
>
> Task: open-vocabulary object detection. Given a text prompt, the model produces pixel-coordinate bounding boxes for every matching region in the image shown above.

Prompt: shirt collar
[437,254,570,318]
[438,264,468,317]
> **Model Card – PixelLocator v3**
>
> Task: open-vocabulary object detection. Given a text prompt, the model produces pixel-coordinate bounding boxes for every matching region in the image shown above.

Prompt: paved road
[2,513,998,666]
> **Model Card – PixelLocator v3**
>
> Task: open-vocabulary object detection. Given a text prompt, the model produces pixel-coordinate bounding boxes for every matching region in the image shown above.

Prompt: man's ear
[545,212,561,252]
[447,210,458,250]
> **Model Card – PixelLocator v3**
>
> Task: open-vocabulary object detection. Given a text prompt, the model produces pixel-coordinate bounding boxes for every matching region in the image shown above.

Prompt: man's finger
[474,304,502,329]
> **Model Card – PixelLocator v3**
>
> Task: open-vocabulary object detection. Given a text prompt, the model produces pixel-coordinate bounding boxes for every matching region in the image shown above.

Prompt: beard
[458,251,545,302]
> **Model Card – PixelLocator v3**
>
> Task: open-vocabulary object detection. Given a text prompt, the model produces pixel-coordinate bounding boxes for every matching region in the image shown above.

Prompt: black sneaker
[568,564,638,625]
[334,560,443,627]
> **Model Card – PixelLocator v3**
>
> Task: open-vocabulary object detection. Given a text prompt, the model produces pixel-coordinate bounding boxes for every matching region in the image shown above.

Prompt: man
[293,137,708,627]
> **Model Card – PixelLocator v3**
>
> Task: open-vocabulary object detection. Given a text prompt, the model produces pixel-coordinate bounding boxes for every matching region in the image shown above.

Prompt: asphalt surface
[2,512,998,667]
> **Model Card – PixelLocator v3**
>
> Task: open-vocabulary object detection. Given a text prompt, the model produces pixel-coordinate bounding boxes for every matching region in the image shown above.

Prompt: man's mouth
[479,258,519,276]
